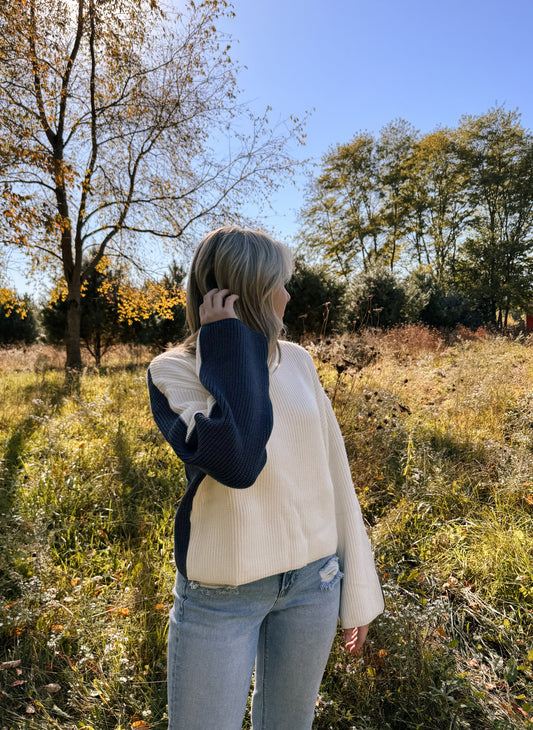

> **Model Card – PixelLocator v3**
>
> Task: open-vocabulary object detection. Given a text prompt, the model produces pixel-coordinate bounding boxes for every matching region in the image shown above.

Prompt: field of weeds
[1,326,532,729]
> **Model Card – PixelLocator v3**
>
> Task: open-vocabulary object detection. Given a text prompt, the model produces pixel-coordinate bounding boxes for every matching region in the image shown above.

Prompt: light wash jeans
[167,554,343,730]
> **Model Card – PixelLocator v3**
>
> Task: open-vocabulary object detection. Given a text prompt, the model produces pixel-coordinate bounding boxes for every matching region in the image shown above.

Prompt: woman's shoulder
[279,339,313,358]
[278,339,317,371]
[150,344,195,368]
[148,345,198,390]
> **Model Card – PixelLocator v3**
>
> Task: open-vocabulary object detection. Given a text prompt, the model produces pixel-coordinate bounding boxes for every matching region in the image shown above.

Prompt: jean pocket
[319,555,343,591]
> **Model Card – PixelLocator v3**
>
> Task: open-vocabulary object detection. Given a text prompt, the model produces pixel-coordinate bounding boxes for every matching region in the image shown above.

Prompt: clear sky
[220,0,533,242]
[7,0,533,293]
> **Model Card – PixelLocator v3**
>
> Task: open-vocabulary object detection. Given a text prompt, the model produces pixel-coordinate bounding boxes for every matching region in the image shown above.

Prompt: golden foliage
[113,281,186,325]
[0,288,27,318]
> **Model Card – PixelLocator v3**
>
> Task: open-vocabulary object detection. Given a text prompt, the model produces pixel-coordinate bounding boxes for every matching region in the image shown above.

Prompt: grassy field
[0,330,532,730]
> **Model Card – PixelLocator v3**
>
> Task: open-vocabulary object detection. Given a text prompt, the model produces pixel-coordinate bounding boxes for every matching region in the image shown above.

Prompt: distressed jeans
[167,554,342,730]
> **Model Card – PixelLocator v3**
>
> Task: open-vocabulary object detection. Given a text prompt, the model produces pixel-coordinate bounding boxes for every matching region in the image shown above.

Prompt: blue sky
[220,0,533,241]
[8,0,533,293]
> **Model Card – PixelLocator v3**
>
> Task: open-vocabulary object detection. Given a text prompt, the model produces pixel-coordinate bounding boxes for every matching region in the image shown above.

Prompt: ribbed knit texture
[147,319,384,628]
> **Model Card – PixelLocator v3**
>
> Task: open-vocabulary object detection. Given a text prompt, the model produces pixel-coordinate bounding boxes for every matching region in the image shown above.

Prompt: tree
[298,121,418,277]
[375,119,419,270]
[402,129,470,285]
[299,134,382,276]
[42,263,125,365]
[0,0,305,369]
[403,267,482,328]
[42,260,186,364]
[121,261,188,350]
[454,107,533,327]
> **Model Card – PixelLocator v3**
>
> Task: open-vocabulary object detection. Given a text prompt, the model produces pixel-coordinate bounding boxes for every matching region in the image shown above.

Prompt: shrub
[344,266,406,330]
[284,259,346,339]
[0,293,39,345]
[403,267,486,329]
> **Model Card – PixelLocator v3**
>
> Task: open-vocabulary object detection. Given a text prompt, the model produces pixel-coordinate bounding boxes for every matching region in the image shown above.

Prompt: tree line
[0,248,513,363]
[298,106,533,329]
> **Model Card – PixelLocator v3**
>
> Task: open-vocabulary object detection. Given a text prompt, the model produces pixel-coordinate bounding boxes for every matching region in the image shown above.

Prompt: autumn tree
[0,0,304,369]
[0,289,38,345]
[120,261,188,350]
[42,263,125,365]
[43,260,186,364]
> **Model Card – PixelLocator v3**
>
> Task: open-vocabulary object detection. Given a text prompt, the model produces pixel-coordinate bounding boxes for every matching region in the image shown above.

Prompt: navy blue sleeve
[147,318,273,489]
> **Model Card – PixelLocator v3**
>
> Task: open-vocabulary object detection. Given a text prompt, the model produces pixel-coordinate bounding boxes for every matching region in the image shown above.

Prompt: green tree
[376,119,419,269]
[298,120,418,277]
[402,129,470,284]
[299,134,382,275]
[454,107,533,327]
[0,0,304,369]
[403,267,482,328]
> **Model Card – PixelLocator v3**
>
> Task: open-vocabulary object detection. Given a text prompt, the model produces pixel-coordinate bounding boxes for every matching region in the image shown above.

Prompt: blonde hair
[182,225,293,362]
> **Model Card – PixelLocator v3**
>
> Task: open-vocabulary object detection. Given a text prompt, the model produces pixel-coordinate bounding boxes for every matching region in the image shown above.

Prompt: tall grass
[1,330,532,729]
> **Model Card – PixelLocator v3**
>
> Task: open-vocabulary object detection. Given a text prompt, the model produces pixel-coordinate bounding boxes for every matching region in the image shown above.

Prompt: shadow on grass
[0,373,76,599]
[1,374,74,511]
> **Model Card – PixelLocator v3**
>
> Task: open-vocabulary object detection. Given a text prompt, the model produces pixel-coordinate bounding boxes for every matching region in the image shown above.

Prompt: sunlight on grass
[1,332,533,729]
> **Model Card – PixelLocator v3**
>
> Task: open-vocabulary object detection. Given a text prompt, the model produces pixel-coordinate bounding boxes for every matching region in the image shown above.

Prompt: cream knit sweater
[147,319,384,628]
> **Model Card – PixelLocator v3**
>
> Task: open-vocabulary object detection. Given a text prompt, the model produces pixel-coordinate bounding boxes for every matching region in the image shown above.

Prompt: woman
[147,226,384,730]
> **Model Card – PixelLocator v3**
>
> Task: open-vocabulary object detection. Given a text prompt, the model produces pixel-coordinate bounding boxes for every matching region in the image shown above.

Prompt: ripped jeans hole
[188,581,238,593]
[319,557,344,591]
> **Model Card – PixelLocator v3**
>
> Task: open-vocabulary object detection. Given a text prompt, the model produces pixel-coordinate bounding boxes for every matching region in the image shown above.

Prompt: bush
[403,268,486,329]
[344,266,406,330]
[0,294,39,345]
[284,260,346,339]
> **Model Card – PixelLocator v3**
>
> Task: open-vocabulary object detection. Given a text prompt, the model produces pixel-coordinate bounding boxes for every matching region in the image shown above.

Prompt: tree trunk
[66,276,83,370]
[94,331,102,368]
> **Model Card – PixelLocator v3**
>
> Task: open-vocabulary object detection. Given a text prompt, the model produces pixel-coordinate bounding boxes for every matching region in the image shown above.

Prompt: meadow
[1,327,532,730]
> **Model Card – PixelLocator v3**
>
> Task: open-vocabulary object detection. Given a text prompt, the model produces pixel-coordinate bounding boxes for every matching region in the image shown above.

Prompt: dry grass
[0,342,155,373]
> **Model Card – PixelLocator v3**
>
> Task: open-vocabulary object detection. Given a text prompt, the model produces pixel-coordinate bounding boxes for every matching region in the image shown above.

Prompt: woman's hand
[199,288,239,325]
[343,625,369,654]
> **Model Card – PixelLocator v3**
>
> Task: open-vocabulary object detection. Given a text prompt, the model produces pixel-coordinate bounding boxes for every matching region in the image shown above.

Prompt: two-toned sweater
[147,318,384,628]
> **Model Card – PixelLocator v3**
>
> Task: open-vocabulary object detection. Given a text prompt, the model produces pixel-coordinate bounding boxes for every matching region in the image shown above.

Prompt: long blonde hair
[182,225,293,362]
